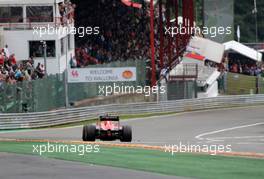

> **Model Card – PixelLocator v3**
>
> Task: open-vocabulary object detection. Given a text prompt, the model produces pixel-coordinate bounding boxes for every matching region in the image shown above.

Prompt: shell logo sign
[122,70,134,79]
[68,67,137,83]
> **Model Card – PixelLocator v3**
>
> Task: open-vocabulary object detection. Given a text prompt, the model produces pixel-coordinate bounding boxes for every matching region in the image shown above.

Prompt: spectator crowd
[59,0,76,26]
[0,45,45,86]
[217,55,264,76]
[226,58,264,76]
[74,0,192,84]
[205,56,264,77]
[74,0,152,66]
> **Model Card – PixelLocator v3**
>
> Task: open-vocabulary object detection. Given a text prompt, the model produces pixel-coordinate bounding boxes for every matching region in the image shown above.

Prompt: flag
[185,52,205,61]
[121,0,142,9]
[237,25,240,42]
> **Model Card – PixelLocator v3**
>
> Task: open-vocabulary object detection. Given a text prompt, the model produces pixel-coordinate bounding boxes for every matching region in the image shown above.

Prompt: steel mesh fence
[0,60,146,113]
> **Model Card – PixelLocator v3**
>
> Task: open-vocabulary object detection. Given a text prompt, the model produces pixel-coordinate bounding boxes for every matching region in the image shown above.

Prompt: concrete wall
[74,93,156,107]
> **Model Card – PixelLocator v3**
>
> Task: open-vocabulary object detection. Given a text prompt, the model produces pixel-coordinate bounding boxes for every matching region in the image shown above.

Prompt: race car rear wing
[99,115,119,121]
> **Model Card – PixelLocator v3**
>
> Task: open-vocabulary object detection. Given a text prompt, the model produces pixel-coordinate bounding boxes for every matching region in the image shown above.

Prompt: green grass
[0,141,264,179]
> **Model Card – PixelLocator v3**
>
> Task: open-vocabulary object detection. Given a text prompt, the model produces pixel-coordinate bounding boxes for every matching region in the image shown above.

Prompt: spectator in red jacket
[9,54,17,66]
[0,54,4,66]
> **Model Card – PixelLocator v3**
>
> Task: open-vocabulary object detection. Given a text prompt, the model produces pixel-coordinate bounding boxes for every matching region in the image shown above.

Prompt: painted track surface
[1,106,264,179]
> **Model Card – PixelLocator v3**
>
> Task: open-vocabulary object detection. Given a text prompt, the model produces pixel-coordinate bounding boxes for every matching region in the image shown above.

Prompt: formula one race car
[82,115,132,142]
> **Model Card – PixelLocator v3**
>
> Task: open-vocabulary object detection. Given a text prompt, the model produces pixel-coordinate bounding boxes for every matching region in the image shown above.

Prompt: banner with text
[68,67,137,83]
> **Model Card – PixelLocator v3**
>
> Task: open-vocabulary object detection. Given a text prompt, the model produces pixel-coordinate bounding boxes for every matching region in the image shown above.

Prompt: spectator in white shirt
[4,45,10,58]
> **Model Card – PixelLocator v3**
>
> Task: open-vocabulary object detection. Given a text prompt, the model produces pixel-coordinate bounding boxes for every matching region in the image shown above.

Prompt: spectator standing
[36,63,45,78]
[9,54,17,66]
[0,53,4,66]
[14,68,22,81]
[4,45,10,58]
[69,54,77,68]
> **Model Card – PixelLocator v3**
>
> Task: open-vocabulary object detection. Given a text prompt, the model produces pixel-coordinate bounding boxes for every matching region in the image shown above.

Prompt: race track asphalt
[1,106,264,179]
[1,106,264,153]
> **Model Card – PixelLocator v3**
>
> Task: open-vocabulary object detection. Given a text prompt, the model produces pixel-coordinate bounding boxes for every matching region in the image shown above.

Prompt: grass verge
[0,141,264,179]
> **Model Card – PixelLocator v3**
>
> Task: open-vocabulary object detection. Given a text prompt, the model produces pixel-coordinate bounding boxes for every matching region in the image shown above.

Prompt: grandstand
[1,0,263,112]
[224,41,263,76]
[73,0,152,67]
[73,0,195,86]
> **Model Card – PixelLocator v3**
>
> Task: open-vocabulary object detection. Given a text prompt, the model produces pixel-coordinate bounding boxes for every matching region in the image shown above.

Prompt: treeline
[195,0,264,43]
[234,0,264,43]
[72,0,263,43]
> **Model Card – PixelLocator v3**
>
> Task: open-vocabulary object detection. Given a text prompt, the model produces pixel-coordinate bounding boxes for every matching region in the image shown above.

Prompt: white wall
[4,30,58,59]
[198,81,219,98]
[33,48,74,75]
[0,0,64,5]
[0,26,3,47]
[3,29,75,75]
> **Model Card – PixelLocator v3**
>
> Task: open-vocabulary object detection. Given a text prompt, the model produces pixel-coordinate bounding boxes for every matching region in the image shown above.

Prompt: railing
[1,94,264,130]
[169,64,198,80]
[0,60,146,113]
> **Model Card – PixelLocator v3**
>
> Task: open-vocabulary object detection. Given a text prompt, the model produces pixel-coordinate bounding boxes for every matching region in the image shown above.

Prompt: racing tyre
[83,125,96,141]
[121,126,132,142]
[82,125,88,141]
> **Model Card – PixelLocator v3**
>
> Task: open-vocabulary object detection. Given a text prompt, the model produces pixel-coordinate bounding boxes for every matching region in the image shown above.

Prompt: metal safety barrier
[1,94,264,130]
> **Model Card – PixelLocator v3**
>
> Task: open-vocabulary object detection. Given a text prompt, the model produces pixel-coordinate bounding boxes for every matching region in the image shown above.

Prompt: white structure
[174,58,221,98]
[223,41,262,62]
[159,36,223,99]
[186,36,225,63]
[196,65,220,98]
[0,0,75,74]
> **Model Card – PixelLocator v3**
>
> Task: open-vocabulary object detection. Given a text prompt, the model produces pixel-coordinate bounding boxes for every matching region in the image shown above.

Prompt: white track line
[195,122,264,141]
[207,136,264,140]
[236,142,264,145]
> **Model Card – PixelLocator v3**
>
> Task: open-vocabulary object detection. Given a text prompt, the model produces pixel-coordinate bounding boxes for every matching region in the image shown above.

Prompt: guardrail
[1,94,264,130]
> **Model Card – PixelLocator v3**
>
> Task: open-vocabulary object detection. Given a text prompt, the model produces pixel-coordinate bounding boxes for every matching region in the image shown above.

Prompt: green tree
[234,0,264,43]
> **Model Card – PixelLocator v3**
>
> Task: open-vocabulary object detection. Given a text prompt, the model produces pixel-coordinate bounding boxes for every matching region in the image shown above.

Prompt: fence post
[223,72,227,94]
[256,75,260,94]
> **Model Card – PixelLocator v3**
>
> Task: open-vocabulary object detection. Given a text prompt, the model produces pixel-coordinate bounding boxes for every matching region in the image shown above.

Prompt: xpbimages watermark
[165,19,232,38]
[32,142,100,156]
[98,83,166,96]
[164,142,232,156]
[33,24,100,38]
